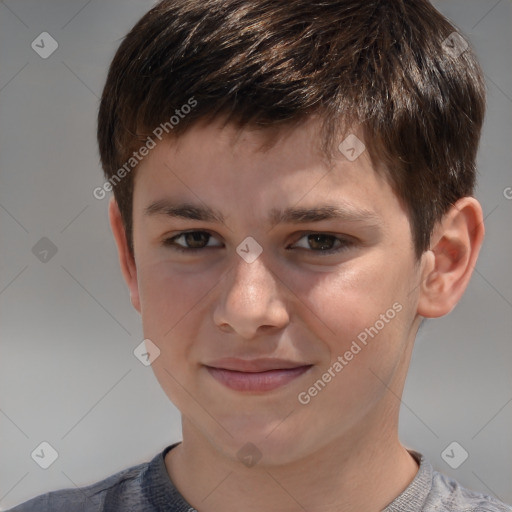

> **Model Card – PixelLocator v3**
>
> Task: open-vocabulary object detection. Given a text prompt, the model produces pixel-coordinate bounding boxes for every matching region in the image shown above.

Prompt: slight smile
[204,359,314,392]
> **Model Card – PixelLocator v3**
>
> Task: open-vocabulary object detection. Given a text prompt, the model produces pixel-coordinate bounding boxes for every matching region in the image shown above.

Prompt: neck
[165,409,419,512]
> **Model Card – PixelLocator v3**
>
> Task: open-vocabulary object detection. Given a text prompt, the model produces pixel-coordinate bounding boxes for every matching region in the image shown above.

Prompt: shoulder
[5,460,150,512]
[425,469,512,512]
[385,450,512,512]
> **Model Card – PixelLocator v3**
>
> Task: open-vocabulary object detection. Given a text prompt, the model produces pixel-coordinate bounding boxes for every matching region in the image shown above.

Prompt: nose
[213,252,290,340]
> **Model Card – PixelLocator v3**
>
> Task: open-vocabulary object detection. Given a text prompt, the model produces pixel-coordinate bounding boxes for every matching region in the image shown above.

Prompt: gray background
[0,0,511,508]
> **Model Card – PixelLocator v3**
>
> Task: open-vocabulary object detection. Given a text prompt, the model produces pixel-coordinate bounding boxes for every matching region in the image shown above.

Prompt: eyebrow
[144,199,379,226]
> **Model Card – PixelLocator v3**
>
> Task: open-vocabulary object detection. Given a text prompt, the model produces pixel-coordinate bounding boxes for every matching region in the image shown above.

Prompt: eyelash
[162,230,356,255]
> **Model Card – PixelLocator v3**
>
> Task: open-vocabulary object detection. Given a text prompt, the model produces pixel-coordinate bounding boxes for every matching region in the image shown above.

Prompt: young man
[8,0,512,511]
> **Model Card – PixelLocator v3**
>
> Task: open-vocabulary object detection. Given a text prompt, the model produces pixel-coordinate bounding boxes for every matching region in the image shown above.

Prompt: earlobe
[417,197,484,318]
[108,197,141,313]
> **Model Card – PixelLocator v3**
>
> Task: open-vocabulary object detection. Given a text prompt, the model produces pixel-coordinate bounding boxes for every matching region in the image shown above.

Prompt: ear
[417,197,485,318]
[108,196,141,313]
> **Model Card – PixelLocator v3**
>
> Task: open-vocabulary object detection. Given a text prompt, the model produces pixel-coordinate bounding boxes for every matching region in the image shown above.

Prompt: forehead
[132,116,401,228]
[164,115,331,168]
[136,116,368,183]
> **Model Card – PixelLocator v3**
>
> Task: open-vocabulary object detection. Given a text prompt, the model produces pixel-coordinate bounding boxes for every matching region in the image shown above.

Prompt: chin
[215,419,309,467]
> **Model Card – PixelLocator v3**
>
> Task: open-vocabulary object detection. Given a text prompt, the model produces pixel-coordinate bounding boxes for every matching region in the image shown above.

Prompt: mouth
[204,358,313,392]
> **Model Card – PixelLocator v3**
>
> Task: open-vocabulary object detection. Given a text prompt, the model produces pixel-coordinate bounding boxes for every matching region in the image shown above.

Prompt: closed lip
[204,357,312,373]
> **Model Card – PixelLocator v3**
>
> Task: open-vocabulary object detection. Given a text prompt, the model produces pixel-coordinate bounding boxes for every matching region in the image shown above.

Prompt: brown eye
[307,234,337,251]
[163,231,223,252]
[291,233,355,254]
[182,231,210,248]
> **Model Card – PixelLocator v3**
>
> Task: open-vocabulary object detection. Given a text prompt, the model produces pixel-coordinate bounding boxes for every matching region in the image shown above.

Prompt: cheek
[139,260,201,313]
[136,262,214,406]
[294,259,404,338]
[295,297,410,441]
[136,261,215,357]
[290,257,415,400]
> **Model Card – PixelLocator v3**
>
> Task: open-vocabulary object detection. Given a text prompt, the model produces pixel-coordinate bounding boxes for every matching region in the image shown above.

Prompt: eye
[163,231,223,252]
[290,233,355,254]
[162,230,356,255]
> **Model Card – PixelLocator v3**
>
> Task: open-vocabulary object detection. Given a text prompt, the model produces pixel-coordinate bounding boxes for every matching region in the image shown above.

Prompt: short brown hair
[97,0,486,259]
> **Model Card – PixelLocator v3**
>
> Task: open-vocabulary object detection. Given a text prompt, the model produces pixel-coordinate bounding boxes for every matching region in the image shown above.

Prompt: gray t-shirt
[6,443,512,512]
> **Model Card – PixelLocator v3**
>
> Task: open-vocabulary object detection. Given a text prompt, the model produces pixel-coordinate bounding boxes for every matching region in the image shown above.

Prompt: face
[125,116,427,465]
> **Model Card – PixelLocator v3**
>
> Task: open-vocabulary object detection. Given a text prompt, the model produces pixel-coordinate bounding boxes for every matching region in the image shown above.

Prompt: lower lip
[205,365,312,392]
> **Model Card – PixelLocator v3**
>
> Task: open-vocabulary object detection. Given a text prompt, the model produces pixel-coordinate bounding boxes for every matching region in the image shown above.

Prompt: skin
[109,115,484,512]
